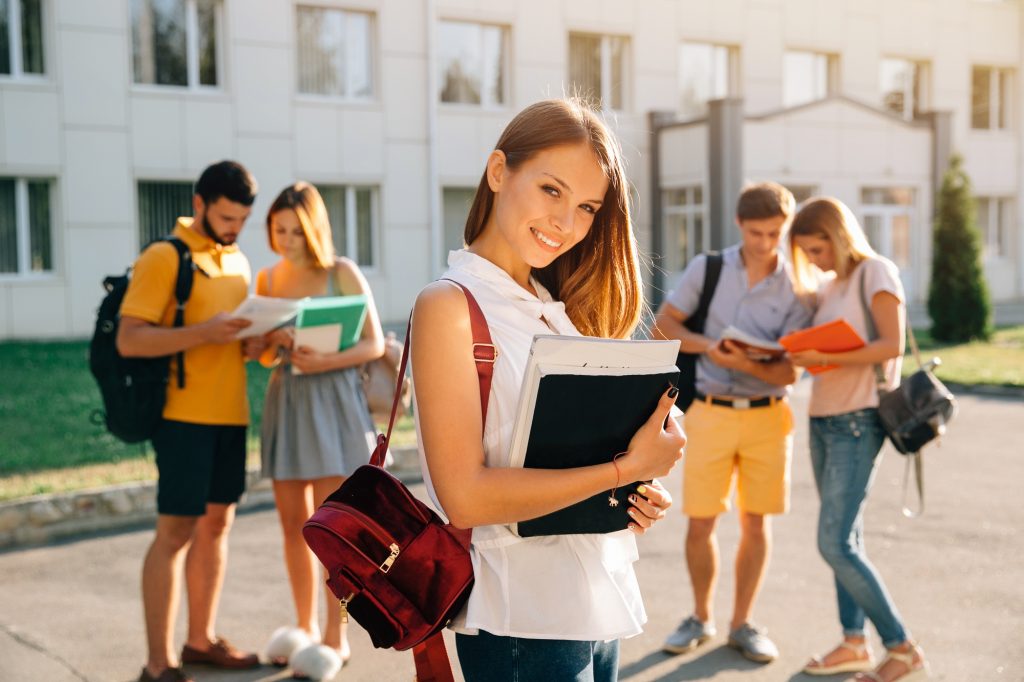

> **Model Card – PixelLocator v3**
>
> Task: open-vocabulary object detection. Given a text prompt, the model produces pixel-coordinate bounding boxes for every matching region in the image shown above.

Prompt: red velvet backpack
[302,281,495,681]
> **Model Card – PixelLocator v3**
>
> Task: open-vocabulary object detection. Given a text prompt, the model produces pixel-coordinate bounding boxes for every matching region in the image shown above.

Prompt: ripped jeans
[809,409,909,647]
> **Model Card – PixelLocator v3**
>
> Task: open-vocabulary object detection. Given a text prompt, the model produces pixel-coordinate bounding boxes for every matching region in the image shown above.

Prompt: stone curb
[945,382,1024,400]
[0,446,422,551]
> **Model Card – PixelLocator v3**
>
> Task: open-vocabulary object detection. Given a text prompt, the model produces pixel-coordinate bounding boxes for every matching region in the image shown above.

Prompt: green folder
[295,294,368,351]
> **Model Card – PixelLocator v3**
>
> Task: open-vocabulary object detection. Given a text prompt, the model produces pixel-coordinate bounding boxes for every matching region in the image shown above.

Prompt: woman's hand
[290,346,334,374]
[621,387,686,483]
[266,327,295,350]
[626,479,671,535]
[789,349,828,367]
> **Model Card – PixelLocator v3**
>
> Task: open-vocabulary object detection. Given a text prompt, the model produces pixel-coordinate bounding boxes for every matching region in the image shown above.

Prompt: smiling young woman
[410,99,686,682]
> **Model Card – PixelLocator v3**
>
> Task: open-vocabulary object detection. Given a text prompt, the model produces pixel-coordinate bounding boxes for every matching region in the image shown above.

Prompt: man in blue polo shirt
[655,182,813,664]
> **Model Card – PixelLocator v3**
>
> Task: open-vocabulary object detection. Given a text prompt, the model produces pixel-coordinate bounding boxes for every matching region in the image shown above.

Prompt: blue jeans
[810,409,909,647]
[455,630,620,682]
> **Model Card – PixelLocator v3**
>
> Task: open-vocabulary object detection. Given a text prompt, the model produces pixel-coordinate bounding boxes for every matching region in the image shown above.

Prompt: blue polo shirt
[665,244,813,398]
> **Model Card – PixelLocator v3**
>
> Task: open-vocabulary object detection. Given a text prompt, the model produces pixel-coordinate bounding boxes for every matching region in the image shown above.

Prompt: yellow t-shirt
[120,219,252,426]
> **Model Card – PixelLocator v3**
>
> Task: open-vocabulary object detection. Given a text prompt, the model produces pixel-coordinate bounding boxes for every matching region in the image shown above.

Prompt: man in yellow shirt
[118,161,264,682]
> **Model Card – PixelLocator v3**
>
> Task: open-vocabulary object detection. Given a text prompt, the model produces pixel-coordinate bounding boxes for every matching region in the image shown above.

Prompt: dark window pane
[318,185,348,257]
[297,6,344,96]
[439,21,481,104]
[0,0,11,75]
[137,181,192,250]
[972,66,991,129]
[197,0,217,86]
[355,188,373,267]
[20,0,43,74]
[569,33,602,104]
[442,187,474,265]
[0,179,16,273]
[27,180,50,272]
[131,0,187,86]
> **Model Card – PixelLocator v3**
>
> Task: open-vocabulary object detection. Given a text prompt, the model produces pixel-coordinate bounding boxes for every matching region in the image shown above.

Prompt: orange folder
[778,319,865,374]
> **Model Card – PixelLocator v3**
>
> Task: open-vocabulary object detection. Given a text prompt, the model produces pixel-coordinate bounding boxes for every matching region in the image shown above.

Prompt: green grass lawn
[0,340,415,500]
[905,325,1024,388]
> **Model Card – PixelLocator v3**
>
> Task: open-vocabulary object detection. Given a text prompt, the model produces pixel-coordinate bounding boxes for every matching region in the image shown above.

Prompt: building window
[296,6,373,99]
[0,177,53,276]
[861,187,915,271]
[131,0,220,88]
[0,0,45,76]
[137,181,192,250]
[976,197,1012,259]
[317,185,377,268]
[785,185,818,205]
[972,66,1013,130]
[678,42,738,117]
[442,187,474,265]
[438,21,506,106]
[881,58,929,120]
[569,32,628,111]
[783,50,838,107]
[663,186,705,272]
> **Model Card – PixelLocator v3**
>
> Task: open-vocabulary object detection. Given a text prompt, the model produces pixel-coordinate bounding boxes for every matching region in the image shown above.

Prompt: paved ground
[1,380,1022,682]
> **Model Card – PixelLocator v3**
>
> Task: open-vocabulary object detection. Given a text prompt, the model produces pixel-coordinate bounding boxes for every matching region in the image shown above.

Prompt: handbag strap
[413,633,456,682]
[369,279,496,467]
[857,262,925,516]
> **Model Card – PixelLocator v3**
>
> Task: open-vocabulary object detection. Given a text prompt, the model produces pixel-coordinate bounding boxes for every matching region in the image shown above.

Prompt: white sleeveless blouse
[413,250,646,641]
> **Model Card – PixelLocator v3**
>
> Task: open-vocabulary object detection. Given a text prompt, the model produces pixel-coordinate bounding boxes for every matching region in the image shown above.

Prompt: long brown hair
[789,196,877,293]
[266,182,336,269]
[463,99,643,339]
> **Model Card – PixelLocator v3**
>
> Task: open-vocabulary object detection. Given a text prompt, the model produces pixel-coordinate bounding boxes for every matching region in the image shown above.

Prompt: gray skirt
[260,364,377,481]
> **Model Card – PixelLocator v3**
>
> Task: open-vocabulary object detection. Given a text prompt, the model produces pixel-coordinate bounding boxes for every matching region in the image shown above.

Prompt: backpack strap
[165,237,195,389]
[686,252,723,334]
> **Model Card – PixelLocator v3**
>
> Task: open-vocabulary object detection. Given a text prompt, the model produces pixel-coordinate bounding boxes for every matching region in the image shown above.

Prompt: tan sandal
[854,644,929,682]
[803,639,875,675]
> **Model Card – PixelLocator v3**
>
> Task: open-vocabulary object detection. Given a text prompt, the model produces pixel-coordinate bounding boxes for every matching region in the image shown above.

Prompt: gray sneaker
[727,623,779,663]
[662,616,716,654]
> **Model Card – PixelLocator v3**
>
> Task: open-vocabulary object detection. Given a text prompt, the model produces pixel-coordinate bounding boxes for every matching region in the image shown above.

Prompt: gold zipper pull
[339,592,354,623]
[379,543,400,573]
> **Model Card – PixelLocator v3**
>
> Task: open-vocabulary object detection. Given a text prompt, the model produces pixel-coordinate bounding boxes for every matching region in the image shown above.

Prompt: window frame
[859,186,916,273]
[782,49,839,108]
[294,4,376,102]
[437,19,509,109]
[316,183,380,272]
[677,40,739,117]
[568,31,630,113]
[971,65,1014,131]
[1,0,48,81]
[0,176,57,281]
[130,0,224,92]
[880,57,929,120]
[976,196,1013,260]
[662,185,706,271]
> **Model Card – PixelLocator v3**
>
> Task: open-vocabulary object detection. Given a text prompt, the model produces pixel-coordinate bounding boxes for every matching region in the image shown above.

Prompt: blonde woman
[411,99,684,681]
[257,182,384,672]
[788,197,928,682]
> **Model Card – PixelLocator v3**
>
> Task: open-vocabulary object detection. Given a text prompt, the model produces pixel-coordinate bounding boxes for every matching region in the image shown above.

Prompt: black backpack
[89,237,195,443]
[674,252,723,411]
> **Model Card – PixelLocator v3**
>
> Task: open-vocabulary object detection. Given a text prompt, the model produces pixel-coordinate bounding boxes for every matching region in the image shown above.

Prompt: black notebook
[508,336,681,537]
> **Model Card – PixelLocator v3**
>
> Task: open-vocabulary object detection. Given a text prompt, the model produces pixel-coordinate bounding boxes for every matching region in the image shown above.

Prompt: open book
[778,319,865,375]
[719,325,786,360]
[231,295,305,339]
[508,335,680,537]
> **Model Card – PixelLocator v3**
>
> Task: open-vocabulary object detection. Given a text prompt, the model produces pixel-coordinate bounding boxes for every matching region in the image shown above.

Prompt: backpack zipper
[311,504,402,573]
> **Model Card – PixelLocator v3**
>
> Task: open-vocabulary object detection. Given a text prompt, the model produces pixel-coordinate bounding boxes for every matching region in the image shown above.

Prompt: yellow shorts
[682,397,794,517]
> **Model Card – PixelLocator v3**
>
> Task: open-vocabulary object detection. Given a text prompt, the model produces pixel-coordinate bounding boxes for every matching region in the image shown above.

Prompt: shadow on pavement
[620,644,768,681]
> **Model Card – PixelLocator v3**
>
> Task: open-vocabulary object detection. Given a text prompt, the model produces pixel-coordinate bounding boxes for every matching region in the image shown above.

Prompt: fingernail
[667,386,679,399]
[628,495,637,504]
[636,485,647,495]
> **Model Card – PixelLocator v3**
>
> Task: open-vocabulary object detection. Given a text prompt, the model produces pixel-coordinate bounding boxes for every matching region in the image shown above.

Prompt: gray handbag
[858,264,958,517]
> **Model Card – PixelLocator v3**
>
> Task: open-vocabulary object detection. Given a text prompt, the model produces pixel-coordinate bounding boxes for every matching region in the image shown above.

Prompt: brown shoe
[137,667,194,682]
[180,637,260,670]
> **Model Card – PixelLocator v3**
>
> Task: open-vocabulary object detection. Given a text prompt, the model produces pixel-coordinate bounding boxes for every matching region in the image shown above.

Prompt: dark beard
[200,213,234,246]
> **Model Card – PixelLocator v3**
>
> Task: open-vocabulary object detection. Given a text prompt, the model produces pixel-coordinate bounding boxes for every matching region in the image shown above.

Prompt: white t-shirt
[413,250,646,641]
[808,256,905,417]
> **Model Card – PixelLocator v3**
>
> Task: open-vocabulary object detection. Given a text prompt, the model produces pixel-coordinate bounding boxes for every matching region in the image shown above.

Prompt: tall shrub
[928,154,992,342]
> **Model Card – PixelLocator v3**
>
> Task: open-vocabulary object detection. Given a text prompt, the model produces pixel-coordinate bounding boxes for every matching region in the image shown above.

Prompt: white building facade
[1,0,1022,338]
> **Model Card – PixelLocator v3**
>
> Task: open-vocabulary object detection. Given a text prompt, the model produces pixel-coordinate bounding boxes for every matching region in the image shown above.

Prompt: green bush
[927,154,992,342]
